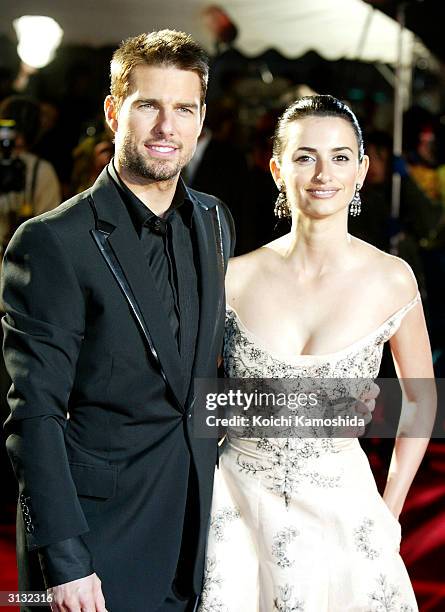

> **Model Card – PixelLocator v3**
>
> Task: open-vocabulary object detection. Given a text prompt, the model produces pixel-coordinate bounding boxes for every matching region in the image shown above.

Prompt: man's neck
[115,161,179,218]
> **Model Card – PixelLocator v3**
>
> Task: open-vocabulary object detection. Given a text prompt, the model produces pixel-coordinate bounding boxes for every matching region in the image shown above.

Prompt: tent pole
[391,1,409,255]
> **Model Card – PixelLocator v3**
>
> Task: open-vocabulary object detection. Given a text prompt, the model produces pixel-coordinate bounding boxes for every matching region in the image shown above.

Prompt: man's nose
[153,108,175,137]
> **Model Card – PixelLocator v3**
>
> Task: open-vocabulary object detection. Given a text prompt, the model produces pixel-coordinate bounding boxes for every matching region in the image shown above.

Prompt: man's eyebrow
[175,102,199,109]
[133,97,158,105]
[133,98,199,109]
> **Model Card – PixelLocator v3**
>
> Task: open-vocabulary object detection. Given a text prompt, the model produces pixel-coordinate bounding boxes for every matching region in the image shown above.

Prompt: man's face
[106,65,205,182]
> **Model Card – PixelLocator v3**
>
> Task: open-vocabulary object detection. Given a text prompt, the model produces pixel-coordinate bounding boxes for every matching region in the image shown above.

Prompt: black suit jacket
[189,139,247,252]
[2,167,235,611]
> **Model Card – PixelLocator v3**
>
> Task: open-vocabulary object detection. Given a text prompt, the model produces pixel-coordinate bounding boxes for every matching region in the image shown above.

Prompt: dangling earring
[349,184,362,216]
[274,180,291,218]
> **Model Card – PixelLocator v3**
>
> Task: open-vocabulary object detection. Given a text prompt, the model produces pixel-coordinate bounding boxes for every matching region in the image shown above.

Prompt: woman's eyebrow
[295,146,354,153]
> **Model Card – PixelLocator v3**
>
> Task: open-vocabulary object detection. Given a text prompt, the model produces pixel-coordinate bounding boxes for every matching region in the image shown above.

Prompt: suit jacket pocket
[69,462,117,499]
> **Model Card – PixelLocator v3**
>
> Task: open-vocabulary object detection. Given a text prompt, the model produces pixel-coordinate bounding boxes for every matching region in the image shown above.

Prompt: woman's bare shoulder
[226,237,286,307]
[351,236,418,306]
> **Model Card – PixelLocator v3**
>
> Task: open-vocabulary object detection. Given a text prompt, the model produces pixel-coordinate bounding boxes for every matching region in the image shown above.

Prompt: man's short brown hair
[110,30,209,110]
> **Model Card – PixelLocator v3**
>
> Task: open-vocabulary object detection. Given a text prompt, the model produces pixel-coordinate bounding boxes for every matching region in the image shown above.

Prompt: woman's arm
[384,278,436,519]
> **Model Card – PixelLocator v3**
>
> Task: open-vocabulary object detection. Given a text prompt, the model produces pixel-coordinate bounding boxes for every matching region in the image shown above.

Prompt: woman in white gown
[198,96,435,612]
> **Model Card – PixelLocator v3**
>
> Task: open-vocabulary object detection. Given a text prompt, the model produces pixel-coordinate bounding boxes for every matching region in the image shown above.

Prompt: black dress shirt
[38,162,200,588]
[108,160,199,359]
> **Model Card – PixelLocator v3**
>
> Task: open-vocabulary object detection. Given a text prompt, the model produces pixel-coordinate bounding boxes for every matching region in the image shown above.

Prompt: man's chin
[131,161,181,183]
[148,168,181,182]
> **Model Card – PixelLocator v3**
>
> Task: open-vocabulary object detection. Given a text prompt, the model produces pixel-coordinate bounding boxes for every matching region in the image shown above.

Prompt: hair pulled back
[272,95,364,162]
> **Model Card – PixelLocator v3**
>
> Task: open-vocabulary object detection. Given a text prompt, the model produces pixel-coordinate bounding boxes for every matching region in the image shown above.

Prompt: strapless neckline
[225,292,420,365]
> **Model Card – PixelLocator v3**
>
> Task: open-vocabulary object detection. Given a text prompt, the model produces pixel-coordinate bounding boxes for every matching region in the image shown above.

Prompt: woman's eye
[333,155,350,162]
[295,155,314,163]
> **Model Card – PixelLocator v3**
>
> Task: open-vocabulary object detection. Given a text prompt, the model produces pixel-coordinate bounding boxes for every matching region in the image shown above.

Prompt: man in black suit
[2,30,234,612]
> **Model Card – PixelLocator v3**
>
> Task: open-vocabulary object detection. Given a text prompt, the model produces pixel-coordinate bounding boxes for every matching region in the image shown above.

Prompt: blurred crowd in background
[0,42,444,413]
[1,43,444,383]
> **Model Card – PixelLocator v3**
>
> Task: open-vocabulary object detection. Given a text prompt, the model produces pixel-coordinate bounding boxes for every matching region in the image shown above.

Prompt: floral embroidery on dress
[221,308,405,508]
[306,471,342,489]
[210,506,241,542]
[272,527,300,568]
[368,574,414,611]
[237,437,341,507]
[198,556,227,612]
[223,309,387,381]
[273,584,305,611]
[200,303,420,612]
[354,518,380,560]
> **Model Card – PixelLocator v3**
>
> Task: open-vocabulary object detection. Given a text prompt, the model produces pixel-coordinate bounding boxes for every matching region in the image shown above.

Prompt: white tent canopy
[229,0,431,66]
[1,0,437,68]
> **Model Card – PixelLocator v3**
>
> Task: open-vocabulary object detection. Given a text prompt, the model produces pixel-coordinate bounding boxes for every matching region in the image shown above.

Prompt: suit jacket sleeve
[38,536,94,587]
[1,218,91,556]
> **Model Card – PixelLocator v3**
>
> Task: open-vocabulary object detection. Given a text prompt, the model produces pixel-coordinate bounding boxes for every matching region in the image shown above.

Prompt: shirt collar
[107,159,193,235]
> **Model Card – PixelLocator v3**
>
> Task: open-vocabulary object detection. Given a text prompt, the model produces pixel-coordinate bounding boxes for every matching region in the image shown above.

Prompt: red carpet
[0,523,19,612]
[400,443,445,611]
[0,443,444,611]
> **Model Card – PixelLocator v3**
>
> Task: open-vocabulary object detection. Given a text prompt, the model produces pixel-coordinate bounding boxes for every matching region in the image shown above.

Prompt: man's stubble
[118,130,195,182]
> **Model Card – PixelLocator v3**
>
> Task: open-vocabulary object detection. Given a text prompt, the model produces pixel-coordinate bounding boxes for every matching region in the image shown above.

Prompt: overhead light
[13,16,63,69]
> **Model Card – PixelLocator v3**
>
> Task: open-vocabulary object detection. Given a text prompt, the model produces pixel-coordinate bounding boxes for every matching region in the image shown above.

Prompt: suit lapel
[89,168,185,411]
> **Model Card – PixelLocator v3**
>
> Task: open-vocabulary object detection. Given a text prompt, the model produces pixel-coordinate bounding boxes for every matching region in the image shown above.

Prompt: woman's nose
[313,163,331,183]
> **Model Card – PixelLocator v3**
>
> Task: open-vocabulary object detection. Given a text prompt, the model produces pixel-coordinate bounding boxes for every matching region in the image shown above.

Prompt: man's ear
[269,156,282,187]
[104,95,119,134]
[199,103,206,134]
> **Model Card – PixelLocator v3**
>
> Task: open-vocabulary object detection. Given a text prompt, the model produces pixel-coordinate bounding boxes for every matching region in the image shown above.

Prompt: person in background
[350,130,442,291]
[35,98,73,197]
[0,95,61,249]
[403,107,441,202]
[185,97,247,252]
[71,129,114,193]
[242,108,284,254]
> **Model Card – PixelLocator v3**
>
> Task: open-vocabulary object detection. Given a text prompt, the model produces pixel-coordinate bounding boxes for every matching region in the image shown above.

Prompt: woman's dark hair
[0,95,41,149]
[272,95,364,162]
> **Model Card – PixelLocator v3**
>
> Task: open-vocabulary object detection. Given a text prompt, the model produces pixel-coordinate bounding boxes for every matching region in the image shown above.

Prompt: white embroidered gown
[198,294,420,612]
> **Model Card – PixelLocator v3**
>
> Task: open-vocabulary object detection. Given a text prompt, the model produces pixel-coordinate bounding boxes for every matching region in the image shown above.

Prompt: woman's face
[271,116,369,219]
